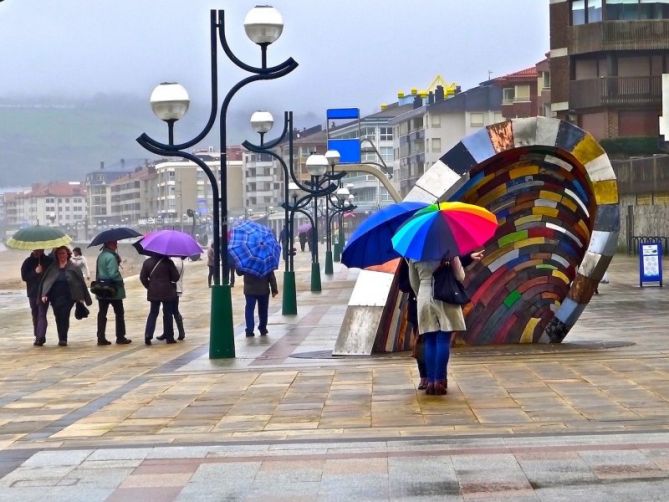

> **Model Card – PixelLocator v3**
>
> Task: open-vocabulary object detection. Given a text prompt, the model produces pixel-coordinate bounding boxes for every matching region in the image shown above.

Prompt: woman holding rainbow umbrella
[392,201,498,396]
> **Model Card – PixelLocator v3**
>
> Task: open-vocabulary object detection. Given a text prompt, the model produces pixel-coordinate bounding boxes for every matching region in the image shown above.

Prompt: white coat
[408,257,466,334]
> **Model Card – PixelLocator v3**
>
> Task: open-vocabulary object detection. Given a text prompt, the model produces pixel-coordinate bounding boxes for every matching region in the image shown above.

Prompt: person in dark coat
[238,270,278,337]
[21,248,53,345]
[38,246,92,346]
[398,259,426,390]
[140,255,180,345]
[298,231,307,252]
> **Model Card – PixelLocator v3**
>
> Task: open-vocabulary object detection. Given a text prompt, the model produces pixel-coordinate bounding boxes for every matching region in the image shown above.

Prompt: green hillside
[0,96,319,186]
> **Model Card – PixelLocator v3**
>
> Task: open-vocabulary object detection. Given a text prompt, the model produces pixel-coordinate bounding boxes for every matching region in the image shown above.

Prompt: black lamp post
[305,154,328,292]
[136,7,298,359]
[328,188,357,256]
[323,150,341,275]
[242,110,298,315]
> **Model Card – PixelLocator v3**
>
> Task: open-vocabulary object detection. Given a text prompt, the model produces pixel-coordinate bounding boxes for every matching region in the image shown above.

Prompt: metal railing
[570,76,662,109]
[628,236,669,256]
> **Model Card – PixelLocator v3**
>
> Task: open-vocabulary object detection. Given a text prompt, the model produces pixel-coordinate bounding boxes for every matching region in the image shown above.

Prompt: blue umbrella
[88,227,142,247]
[341,201,429,269]
[229,221,280,277]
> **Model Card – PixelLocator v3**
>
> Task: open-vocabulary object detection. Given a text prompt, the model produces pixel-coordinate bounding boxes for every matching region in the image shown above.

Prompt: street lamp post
[329,188,356,257]
[137,7,297,359]
[305,154,328,292]
[323,150,340,275]
[243,110,298,315]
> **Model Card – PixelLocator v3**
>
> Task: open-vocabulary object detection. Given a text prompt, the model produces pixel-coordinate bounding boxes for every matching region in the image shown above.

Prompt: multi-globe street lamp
[137,6,297,359]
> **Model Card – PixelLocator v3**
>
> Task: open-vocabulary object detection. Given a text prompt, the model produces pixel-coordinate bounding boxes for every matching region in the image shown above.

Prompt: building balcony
[570,20,669,54]
[569,75,662,109]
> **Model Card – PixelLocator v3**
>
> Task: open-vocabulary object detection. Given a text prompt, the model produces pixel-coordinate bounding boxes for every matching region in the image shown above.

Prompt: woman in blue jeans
[239,270,278,337]
[408,251,483,395]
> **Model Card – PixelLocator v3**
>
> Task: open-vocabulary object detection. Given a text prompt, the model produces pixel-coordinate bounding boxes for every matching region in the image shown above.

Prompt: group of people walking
[21,240,187,347]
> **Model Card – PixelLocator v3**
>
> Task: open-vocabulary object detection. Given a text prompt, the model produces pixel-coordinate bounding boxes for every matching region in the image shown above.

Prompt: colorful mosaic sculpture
[405,117,619,344]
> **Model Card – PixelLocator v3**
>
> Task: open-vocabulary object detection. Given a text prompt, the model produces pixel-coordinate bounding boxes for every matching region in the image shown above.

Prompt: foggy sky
[0,0,548,134]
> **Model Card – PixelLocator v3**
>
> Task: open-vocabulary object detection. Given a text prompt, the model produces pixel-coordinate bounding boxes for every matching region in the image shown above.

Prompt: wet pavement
[0,251,668,500]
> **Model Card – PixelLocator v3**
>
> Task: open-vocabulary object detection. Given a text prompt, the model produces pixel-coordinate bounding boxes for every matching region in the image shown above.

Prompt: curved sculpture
[334,117,619,354]
[407,117,619,344]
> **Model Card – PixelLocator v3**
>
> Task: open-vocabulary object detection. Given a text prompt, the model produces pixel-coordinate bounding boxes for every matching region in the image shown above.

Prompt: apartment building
[153,147,244,228]
[84,167,130,230]
[3,182,86,230]
[391,84,504,197]
[550,0,669,139]
[108,164,157,226]
[327,103,411,213]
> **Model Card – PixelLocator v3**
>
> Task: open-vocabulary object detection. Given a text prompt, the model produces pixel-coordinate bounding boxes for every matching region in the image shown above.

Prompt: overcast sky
[0,0,548,120]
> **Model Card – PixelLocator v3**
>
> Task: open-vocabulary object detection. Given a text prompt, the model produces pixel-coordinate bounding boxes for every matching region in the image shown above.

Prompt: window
[431,114,441,127]
[542,71,551,89]
[515,84,531,102]
[572,0,602,24]
[503,88,515,104]
[572,0,586,24]
[607,0,669,21]
[380,146,393,163]
[470,113,485,127]
[431,138,442,153]
[379,127,392,141]
[588,0,602,21]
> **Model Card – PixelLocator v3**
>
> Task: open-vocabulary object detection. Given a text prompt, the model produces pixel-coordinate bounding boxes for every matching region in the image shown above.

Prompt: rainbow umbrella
[391,201,498,261]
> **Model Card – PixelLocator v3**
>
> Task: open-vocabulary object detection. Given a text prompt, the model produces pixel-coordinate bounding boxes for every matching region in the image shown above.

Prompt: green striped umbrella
[6,225,72,250]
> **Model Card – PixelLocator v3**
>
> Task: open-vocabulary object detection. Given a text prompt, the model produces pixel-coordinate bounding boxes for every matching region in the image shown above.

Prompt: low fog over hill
[0,95,320,186]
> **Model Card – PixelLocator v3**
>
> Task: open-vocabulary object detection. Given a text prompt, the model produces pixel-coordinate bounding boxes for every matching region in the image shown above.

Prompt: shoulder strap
[149,258,164,279]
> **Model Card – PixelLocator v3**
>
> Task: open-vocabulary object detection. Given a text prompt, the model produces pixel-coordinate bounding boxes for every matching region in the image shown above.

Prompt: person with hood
[69,247,90,280]
[38,246,92,346]
[21,248,53,345]
[94,240,132,345]
[140,254,180,345]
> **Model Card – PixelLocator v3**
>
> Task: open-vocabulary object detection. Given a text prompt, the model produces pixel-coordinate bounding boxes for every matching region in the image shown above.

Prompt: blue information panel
[327,139,361,164]
[326,108,360,120]
[639,241,663,287]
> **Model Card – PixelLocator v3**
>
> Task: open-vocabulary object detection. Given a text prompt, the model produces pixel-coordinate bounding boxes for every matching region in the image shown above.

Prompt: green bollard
[209,284,235,359]
[310,262,322,292]
[324,250,334,275]
[282,270,297,315]
[333,242,341,262]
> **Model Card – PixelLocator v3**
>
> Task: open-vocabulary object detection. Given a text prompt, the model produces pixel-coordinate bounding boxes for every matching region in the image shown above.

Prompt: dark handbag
[74,302,90,320]
[432,261,470,305]
[90,279,117,298]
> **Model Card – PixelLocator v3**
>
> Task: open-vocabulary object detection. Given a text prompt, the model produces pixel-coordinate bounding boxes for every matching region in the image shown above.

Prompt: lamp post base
[324,250,334,275]
[209,285,235,359]
[310,262,322,292]
[282,271,297,315]
[333,242,342,262]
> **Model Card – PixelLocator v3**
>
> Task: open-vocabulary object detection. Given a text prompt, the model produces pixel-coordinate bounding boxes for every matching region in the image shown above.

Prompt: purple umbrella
[135,230,202,257]
[297,223,312,233]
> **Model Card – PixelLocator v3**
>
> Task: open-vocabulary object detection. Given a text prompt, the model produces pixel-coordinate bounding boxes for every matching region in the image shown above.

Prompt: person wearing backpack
[408,250,483,396]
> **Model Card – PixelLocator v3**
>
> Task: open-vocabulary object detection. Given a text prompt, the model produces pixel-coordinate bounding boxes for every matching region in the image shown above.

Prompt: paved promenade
[0,251,668,500]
